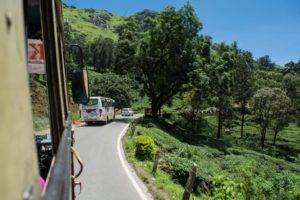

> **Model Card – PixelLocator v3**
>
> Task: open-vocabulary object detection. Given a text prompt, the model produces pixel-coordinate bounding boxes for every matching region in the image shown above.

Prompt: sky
[63,0,300,65]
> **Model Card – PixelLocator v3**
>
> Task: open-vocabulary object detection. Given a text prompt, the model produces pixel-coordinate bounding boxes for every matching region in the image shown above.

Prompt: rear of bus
[80,97,103,122]
[80,96,115,123]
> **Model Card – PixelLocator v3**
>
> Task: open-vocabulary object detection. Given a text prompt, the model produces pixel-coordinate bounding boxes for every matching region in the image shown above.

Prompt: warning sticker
[27,39,45,74]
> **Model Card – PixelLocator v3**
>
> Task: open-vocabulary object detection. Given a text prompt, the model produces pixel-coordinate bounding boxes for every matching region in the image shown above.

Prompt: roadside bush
[161,155,193,185]
[161,154,213,195]
[134,135,156,160]
[212,175,244,200]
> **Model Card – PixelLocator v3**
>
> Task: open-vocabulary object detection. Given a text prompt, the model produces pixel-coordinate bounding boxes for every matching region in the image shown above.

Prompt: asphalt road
[74,116,149,200]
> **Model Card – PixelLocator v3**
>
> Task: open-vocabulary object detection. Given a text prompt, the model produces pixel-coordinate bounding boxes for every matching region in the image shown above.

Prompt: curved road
[74,116,149,200]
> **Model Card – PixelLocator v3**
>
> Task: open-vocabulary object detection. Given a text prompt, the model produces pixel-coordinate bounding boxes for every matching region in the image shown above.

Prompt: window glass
[101,99,107,107]
[88,98,98,106]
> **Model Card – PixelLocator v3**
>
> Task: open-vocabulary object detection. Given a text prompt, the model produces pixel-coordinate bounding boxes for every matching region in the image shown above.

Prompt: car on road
[122,108,134,116]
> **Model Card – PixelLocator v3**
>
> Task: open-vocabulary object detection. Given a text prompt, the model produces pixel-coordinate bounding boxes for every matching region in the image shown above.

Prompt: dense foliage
[62,3,300,199]
[89,72,134,109]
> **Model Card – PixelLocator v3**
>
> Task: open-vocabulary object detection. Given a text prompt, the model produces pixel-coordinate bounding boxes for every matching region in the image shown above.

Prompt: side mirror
[68,44,89,105]
[72,69,89,105]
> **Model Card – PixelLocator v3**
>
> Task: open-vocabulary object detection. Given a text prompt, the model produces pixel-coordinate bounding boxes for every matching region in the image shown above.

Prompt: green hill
[62,5,158,42]
[62,6,125,41]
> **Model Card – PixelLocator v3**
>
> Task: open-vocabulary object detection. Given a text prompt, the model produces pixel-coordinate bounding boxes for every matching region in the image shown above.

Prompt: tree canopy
[89,72,134,109]
[116,3,202,117]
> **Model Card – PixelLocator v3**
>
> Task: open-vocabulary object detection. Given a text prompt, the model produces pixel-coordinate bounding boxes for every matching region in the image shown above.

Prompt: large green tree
[136,3,202,117]
[91,36,115,72]
[233,50,254,138]
[270,89,291,145]
[251,87,291,149]
[206,42,237,139]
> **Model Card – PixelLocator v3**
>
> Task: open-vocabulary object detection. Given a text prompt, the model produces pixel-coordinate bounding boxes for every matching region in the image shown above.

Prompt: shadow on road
[84,116,137,127]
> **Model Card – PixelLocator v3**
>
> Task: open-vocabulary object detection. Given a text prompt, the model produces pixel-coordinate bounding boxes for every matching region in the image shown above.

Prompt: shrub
[146,122,156,128]
[134,135,156,160]
[212,175,244,200]
[161,155,193,185]
[161,155,212,194]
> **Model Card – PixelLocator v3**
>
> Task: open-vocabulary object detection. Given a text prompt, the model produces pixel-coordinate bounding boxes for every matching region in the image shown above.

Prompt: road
[74,116,150,200]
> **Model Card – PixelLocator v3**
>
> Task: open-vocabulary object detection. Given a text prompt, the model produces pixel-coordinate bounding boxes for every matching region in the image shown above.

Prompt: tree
[91,36,115,72]
[251,87,274,149]
[206,42,237,139]
[136,4,201,117]
[181,69,210,128]
[234,51,254,138]
[257,55,275,70]
[114,17,142,75]
[251,87,290,149]
[253,69,283,89]
[283,73,300,125]
[270,88,291,145]
[178,35,211,128]
[89,72,134,109]
[284,61,300,74]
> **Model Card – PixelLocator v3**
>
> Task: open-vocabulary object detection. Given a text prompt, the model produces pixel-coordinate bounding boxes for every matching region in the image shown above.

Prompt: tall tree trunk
[240,113,245,138]
[273,129,278,146]
[151,101,159,118]
[260,127,266,150]
[191,109,198,128]
[217,110,222,139]
[240,101,246,138]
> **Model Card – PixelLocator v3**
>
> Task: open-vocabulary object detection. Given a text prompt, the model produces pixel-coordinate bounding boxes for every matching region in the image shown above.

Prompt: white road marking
[117,124,149,200]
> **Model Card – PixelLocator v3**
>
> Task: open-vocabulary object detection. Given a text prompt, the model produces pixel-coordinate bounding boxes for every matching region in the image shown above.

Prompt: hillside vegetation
[125,118,300,200]
[29,76,49,131]
[63,6,124,41]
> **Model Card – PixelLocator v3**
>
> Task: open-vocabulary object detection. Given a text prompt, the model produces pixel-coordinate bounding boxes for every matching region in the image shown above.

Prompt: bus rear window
[88,99,98,106]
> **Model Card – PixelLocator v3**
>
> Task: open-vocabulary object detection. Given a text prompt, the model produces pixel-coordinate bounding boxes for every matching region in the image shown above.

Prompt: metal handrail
[43,117,72,200]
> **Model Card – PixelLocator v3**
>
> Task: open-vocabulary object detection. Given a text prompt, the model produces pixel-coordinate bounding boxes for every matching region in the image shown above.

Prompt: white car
[122,108,134,116]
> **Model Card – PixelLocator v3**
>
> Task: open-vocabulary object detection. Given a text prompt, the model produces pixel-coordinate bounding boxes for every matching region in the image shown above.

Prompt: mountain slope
[62,5,159,42]
[62,6,125,41]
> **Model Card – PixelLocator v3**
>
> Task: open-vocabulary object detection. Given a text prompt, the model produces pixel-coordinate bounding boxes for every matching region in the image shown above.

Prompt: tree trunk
[240,102,246,138]
[93,51,96,71]
[240,113,245,138]
[191,109,198,128]
[217,110,222,139]
[273,130,278,146]
[151,101,159,118]
[260,128,266,150]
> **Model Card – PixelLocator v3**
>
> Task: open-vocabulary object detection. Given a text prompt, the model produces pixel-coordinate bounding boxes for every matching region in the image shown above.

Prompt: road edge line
[117,124,150,200]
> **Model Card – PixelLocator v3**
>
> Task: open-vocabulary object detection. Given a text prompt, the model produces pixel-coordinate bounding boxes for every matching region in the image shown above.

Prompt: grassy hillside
[62,6,125,41]
[125,118,300,200]
[29,77,49,131]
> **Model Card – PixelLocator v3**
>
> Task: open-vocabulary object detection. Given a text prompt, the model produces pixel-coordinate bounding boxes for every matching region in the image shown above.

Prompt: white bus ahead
[80,96,115,124]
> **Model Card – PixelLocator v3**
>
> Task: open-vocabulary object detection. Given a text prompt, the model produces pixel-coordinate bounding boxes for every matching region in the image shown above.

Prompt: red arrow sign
[27,39,45,74]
